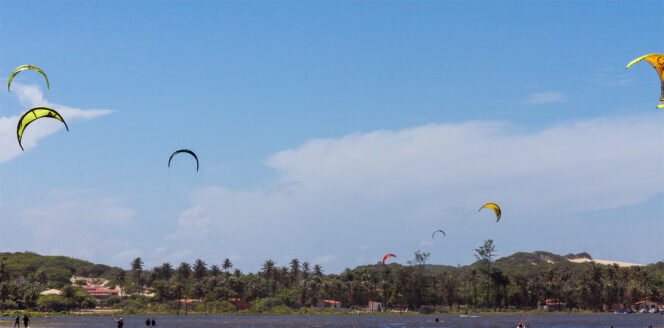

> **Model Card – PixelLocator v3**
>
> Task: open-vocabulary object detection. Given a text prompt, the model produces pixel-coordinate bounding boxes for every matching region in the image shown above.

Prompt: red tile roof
[179,298,203,303]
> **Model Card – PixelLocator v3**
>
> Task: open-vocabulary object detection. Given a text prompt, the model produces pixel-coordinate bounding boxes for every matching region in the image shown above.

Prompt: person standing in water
[145,318,151,327]
[151,318,156,327]
[113,314,124,328]
[13,314,20,328]
[22,314,29,328]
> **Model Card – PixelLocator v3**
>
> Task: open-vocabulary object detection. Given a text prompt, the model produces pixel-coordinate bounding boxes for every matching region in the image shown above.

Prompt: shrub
[206,300,236,314]
[323,307,336,313]
[37,295,68,312]
[104,296,122,307]
[271,305,292,314]
[254,297,284,312]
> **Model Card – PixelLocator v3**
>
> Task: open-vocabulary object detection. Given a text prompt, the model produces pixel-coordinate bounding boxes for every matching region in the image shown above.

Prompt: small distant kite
[17,107,68,151]
[432,229,446,239]
[8,65,50,92]
[479,203,501,222]
[626,54,664,109]
[168,149,199,172]
[382,253,396,265]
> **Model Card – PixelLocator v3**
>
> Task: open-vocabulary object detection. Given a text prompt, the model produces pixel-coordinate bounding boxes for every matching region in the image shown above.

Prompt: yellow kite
[17,107,68,150]
[479,203,501,222]
[8,65,50,92]
[626,54,664,109]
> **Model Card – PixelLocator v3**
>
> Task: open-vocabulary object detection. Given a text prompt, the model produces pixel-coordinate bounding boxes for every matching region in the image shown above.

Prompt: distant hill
[352,251,601,274]
[494,251,593,267]
[0,251,120,287]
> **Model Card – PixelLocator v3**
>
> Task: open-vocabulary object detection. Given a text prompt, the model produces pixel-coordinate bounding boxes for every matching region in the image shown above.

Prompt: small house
[317,299,342,310]
[230,298,253,310]
[368,301,383,312]
[538,298,566,312]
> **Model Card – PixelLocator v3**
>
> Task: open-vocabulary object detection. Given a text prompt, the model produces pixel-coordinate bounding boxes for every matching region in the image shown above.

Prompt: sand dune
[569,258,644,267]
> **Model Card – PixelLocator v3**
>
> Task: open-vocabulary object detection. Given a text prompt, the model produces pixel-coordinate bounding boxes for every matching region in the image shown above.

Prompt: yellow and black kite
[626,54,664,109]
[479,203,501,222]
[17,107,69,150]
[8,65,50,92]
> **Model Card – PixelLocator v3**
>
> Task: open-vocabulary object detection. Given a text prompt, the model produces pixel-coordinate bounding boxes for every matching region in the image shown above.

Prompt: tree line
[1,241,662,314]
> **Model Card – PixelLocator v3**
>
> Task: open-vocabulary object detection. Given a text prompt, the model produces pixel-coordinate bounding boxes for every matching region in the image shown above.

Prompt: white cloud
[0,83,112,163]
[524,91,568,105]
[13,190,136,260]
[160,113,663,272]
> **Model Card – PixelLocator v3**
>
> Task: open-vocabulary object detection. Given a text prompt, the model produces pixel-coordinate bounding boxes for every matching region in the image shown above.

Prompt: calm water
[2,314,663,328]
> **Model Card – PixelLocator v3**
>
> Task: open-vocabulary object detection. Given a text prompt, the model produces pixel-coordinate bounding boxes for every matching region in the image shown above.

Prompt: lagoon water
[2,314,663,328]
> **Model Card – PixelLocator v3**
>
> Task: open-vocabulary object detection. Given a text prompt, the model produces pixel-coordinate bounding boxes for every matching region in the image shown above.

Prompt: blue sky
[1,0,662,272]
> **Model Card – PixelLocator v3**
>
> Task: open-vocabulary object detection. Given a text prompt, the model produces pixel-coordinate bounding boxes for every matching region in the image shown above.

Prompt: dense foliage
[0,252,118,287]
[1,244,662,314]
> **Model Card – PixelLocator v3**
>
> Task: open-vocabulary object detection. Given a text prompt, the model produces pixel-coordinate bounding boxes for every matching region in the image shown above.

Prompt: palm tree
[210,265,221,277]
[175,262,191,315]
[222,258,233,276]
[302,262,311,280]
[193,259,208,281]
[261,260,276,296]
[313,264,323,277]
[290,258,300,283]
[130,257,144,293]
[156,262,174,280]
[177,262,191,280]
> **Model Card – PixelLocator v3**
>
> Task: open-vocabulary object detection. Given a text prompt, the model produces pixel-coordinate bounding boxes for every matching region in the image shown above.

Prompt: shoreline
[2,310,661,317]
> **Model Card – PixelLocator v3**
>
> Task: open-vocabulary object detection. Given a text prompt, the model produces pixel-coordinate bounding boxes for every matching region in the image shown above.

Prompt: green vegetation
[0,252,119,287]
[0,244,662,315]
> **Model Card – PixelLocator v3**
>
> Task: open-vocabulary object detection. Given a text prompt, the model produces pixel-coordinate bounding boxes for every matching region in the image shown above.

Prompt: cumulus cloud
[524,91,568,105]
[164,114,663,272]
[0,83,112,163]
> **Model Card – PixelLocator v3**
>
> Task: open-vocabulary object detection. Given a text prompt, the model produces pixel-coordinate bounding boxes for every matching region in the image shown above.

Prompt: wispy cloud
[593,68,635,87]
[0,83,113,163]
[524,91,568,105]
